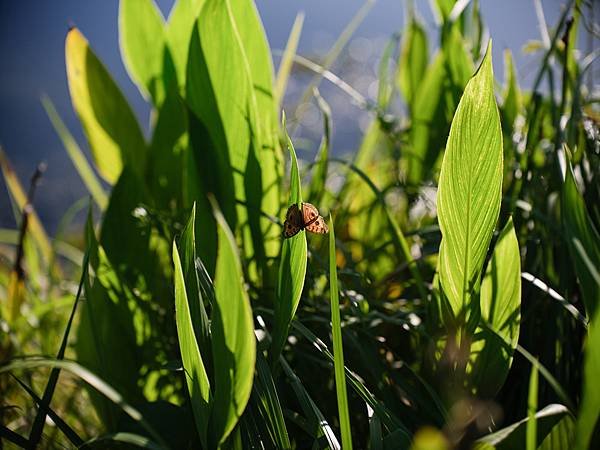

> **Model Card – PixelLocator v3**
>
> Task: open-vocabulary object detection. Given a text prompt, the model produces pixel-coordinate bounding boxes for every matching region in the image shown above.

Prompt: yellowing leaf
[66,28,146,184]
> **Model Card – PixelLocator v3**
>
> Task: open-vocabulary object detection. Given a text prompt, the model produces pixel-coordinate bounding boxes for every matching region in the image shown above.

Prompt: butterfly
[283,202,329,238]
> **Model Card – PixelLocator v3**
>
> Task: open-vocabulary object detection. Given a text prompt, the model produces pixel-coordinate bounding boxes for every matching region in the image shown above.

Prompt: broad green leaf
[230,0,282,265]
[76,213,143,430]
[186,0,254,277]
[329,215,353,450]
[148,89,187,210]
[562,163,600,318]
[474,404,573,450]
[186,0,281,276]
[397,16,428,109]
[468,218,521,396]
[209,199,256,447]
[271,129,308,362]
[166,0,205,88]
[119,0,173,106]
[42,95,108,210]
[574,304,600,450]
[65,28,146,184]
[173,241,211,448]
[437,41,503,318]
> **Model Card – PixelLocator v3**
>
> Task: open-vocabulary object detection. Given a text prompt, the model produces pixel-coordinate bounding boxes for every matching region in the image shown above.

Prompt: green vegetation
[1,0,599,448]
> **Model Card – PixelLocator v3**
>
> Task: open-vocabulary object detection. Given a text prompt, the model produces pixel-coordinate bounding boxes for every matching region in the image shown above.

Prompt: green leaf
[562,163,600,318]
[437,41,503,318]
[271,129,308,362]
[119,0,173,106]
[166,0,205,88]
[468,217,521,396]
[474,404,573,450]
[177,204,211,355]
[329,215,353,450]
[148,89,187,210]
[209,198,256,447]
[574,304,600,450]
[173,240,211,448]
[186,0,282,274]
[65,28,146,184]
[76,216,143,429]
[397,16,428,109]
[501,50,522,132]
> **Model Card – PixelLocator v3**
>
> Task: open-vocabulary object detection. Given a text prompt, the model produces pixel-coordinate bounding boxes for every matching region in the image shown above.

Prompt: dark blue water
[0,1,576,233]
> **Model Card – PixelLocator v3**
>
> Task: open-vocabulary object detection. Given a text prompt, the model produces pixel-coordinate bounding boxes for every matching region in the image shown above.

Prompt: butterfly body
[283,203,329,238]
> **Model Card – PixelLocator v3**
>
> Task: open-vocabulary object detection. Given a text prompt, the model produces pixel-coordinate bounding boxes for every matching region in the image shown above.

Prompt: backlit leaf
[437,41,503,318]
[209,198,256,446]
[66,28,146,184]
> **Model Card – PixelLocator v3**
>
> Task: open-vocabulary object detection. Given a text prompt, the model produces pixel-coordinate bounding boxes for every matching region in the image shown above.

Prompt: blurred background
[0,0,595,233]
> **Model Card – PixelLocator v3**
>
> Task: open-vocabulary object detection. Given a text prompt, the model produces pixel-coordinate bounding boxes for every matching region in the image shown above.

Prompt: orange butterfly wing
[301,203,320,226]
[304,215,329,235]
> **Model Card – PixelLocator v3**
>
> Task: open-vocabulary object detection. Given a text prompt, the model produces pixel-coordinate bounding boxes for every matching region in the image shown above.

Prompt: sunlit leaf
[398,16,428,109]
[119,0,174,106]
[437,41,503,318]
[468,218,521,396]
[271,128,307,362]
[574,304,600,450]
[329,214,353,449]
[209,198,256,447]
[173,240,211,448]
[66,28,146,184]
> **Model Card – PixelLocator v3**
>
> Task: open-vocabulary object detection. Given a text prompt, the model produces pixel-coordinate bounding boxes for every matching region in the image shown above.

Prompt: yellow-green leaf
[173,241,211,448]
[437,41,503,318]
[209,198,256,446]
[119,0,172,106]
[66,28,146,184]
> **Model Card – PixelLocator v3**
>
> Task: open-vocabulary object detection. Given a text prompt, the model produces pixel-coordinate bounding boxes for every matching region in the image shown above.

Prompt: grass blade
[274,12,304,110]
[574,304,600,450]
[328,214,353,449]
[41,95,108,210]
[526,362,539,450]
